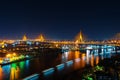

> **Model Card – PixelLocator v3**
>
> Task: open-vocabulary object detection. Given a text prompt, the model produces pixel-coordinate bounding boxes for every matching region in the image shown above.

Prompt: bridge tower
[75,30,84,43]
[22,34,27,41]
[36,34,45,42]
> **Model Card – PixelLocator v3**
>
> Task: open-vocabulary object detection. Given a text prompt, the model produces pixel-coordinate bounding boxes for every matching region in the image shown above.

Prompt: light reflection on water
[10,65,19,80]
[1,60,30,80]
[73,48,115,71]
[90,55,94,67]
[75,51,80,59]
[0,46,117,80]
[61,52,69,63]
[0,66,3,80]
[2,65,11,79]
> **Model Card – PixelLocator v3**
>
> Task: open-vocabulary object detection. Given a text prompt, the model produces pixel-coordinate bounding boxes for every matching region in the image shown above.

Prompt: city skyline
[0,1,120,80]
[0,1,120,40]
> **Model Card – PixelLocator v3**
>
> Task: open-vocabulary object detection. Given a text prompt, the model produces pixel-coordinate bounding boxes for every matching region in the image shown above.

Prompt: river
[0,45,118,80]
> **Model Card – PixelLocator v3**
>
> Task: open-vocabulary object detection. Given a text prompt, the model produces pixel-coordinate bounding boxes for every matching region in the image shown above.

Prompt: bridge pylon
[36,34,45,42]
[75,30,85,43]
[22,34,27,41]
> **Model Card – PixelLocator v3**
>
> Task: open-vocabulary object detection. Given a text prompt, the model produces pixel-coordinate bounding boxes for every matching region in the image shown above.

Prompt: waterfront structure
[0,31,119,51]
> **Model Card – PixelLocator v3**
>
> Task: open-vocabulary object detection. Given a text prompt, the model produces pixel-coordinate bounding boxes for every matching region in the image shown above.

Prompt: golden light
[13,53,16,56]
[36,34,45,42]
[55,44,58,47]
[6,54,11,58]
[0,60,3,63]
[1,45,4,48]
[1,42,4,45]
[75,30,84,43]
[22,34,27,41]
[75,40,78,44]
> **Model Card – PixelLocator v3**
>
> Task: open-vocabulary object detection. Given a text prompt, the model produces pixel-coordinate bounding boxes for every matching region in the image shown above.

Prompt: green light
[11,63,17,69]
[19,55,25,59]
[95,65,103,71]
[19,61,25,69]
[87,77,93,80]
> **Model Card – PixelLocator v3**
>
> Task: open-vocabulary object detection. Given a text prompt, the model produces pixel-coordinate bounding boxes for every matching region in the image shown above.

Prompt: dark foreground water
[0,47,118,80]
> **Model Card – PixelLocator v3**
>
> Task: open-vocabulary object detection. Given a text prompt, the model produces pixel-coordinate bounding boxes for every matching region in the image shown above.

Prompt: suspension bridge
[0,31,120,47]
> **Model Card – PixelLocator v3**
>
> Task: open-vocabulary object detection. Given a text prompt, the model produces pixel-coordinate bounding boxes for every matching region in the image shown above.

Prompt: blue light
[2,65,11,76]
[56,63,64,70]
[27,41,32,45]
[66,60,73,66]
[26,60,30,68]
[12,43,15,47]
[26,55,29,58]
[42,68,54,76]
[23,73,39,80]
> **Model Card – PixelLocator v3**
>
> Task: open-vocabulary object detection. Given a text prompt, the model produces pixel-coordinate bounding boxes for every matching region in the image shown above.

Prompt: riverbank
[0,55,33,66]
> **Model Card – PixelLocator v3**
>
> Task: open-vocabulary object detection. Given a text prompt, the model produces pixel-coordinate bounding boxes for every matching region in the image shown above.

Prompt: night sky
[0,1,120,40]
